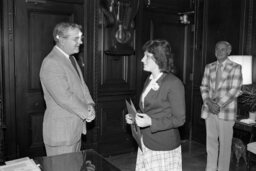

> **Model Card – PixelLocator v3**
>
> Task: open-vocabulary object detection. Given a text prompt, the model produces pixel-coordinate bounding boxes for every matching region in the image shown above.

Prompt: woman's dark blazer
[139,73,186,151]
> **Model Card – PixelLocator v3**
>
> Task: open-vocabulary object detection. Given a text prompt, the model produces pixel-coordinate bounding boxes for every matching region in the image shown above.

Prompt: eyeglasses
[61,35,84,43]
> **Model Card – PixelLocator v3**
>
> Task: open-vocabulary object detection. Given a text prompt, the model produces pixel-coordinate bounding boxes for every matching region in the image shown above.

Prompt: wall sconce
[100,0,140,55]
[178,11,194,25]
[180,14,190,24]
[228,55,252,85]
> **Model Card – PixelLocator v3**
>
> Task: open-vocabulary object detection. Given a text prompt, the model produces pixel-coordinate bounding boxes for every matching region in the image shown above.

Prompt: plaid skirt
[135,139,182,171]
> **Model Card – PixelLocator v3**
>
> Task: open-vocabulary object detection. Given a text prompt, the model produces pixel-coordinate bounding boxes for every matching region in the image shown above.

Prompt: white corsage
[151,82,159,91]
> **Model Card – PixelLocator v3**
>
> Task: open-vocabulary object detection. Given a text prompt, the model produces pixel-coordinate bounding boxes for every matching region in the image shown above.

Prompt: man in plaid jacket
[200,41,243,171]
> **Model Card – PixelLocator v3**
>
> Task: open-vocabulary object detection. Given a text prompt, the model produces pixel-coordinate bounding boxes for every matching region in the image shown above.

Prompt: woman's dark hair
[142,39,173,73]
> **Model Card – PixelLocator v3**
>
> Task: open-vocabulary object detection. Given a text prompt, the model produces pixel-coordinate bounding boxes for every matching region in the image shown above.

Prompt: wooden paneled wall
[1,0,256,160]
[0,0,5,164]
[94,0,139,155]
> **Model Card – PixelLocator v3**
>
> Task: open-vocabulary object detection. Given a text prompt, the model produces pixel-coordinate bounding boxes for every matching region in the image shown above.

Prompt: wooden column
[0,0,5,164]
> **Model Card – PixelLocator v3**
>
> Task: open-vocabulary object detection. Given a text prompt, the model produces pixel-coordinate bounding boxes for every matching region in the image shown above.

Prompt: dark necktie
[69,56,80,78]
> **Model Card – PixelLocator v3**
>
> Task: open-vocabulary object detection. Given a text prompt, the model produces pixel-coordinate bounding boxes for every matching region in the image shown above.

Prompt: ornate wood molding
[248,0,256,82]
[3,0,18,159]
[245,0,253,54]
[0,0,3,163]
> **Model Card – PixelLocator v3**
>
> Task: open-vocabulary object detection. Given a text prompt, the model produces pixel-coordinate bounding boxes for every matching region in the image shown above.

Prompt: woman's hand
[135,113,152,128]
[125,114,134,124]
[85,160,96,171]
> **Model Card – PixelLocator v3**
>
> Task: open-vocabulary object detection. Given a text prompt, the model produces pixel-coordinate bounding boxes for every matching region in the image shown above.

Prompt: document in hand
[0,157,41,171]
[125,99,142,151]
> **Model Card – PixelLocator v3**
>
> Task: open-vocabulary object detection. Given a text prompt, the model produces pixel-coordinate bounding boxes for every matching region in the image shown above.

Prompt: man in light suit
[200,41,243,171]
[40,22,95,156]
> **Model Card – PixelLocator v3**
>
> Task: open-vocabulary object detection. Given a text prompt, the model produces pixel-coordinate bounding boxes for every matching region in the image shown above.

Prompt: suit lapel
[53,47,82,81]
[156,73,166,86]
[147,73,165,97]
[141,73,166,110]
[216,59,233,89]
[139,78,150,111]
[50,47,94,104]
[209,62,218,89]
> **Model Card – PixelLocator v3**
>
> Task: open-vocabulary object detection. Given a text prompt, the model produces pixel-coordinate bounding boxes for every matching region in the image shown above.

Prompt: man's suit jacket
[200,58,242,120]
[40,46,94,146]
[139,73,185,151]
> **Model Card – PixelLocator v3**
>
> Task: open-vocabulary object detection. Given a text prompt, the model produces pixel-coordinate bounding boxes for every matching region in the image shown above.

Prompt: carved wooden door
[14,0,84,157]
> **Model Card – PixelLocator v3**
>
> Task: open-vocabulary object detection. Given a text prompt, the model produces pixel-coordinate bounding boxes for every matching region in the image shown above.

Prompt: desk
[35,149,120,171]
[234,117,256,143]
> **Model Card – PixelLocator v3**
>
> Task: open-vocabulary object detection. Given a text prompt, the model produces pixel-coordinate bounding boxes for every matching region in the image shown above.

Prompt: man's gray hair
[216,41,232,54]
[53,22,82,42]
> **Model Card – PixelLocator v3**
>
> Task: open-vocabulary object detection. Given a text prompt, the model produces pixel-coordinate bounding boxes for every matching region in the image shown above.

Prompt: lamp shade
[228,55,252,85]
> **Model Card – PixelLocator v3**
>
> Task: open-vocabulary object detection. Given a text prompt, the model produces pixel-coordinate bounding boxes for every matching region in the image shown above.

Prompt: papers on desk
[125,99,142,151]
[240,118,256,124]
[0,157,41,171]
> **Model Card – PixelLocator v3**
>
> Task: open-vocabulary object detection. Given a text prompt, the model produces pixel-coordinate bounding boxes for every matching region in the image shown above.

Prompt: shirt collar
[217,59,227,70]
[55,45,69,59]
[149,72,163,82]
[217,59,227,66]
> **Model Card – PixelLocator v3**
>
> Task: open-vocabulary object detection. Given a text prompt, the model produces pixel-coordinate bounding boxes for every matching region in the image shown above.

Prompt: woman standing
[126,39,186,171]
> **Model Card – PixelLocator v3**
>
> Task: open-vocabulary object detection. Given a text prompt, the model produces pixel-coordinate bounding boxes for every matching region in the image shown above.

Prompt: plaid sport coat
[200,58,243,120]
